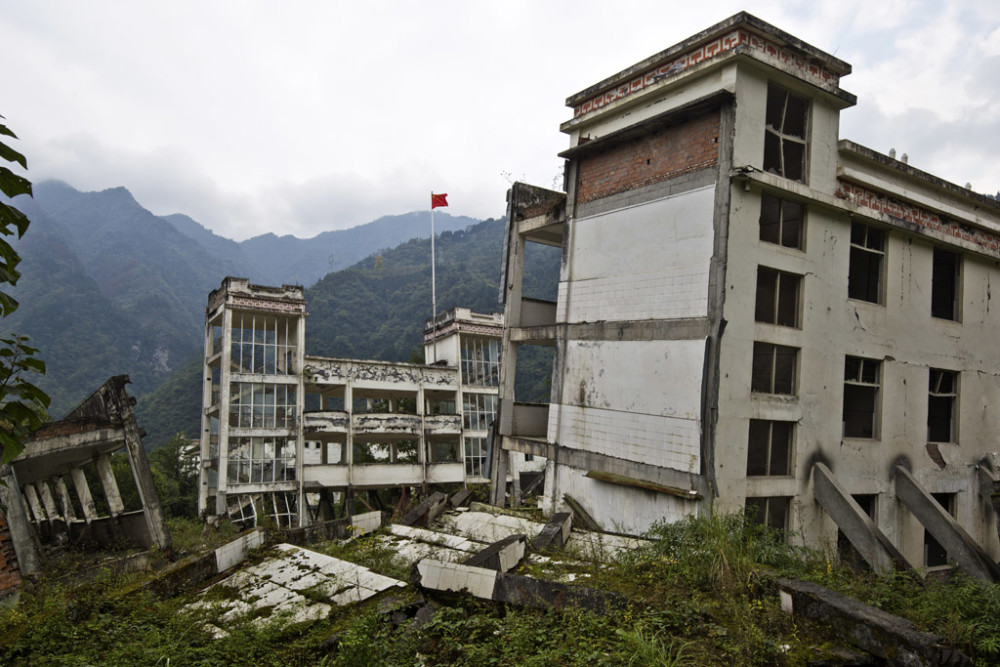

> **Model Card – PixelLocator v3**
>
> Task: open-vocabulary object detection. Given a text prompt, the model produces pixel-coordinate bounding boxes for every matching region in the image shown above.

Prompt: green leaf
[0,201,30,237]
[0,140,27,169]
[0,290,19,316]
[0,122,16,139]
[0,166,32,199]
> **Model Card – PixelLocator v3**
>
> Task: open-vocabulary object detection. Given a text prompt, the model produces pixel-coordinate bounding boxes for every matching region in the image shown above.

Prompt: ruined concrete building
[0,376,171,600]
[199,278,536,526]
[497,12,1000,579]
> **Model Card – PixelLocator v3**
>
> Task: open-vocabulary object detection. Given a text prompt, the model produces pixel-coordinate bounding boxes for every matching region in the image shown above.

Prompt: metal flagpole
[430,193,437,363]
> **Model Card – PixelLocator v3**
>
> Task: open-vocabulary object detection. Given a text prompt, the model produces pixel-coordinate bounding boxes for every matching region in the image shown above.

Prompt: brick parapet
[575,113,720,204]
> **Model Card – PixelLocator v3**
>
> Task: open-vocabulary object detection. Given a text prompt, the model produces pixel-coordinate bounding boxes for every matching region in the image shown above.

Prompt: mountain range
[5,181,488,418]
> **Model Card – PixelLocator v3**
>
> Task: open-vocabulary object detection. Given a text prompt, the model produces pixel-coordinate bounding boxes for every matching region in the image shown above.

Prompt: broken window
[228,382,297,429]
[745,496,790,531]
[763,83,808,182]
[843,356,880,438]
[226,437,296,484]
[755,266,801,327]
[759,193,804,249]
[746,420,793,476]
[465,436,489,478]
[751,342,797,394]
[924,492,955,567]
[848,222,885,303]
[429,439,460,463]
[928,368,958,444]
[931,247,961,321]
[230,312,298,375]
[462,337,501,386]
[463,392,498,432]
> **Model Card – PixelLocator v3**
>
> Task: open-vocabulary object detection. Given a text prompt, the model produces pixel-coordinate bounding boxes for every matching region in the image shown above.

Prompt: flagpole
[430,193,437,363]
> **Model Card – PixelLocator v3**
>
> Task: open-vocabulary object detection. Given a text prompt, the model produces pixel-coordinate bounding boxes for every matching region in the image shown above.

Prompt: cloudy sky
[2,1,998,241]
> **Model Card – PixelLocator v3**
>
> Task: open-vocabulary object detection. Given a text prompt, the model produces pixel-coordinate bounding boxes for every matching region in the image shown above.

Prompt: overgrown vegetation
[4,511,1000,665]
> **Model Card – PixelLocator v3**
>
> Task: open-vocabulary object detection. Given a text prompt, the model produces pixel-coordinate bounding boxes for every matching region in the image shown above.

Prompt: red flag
[431,193,448,209]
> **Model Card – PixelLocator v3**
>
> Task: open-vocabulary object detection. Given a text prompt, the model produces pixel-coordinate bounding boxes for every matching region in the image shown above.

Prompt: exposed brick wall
[0,513,23,599]
[575,112,720,204]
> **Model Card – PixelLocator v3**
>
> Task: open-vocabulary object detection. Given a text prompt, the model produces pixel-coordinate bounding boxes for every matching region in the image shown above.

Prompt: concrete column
[22,484,44,524]
[70,467,98,523]
[417,386,427,488]
[54,475,77,522]
[96,453,125,515]
[895,465,1000,582]
[38,481,62,524]
[0,465,41,575]
[198,316,215,516]
[216,306,234,517]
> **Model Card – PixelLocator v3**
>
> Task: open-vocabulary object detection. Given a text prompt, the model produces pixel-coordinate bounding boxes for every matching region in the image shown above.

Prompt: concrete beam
[70,467,98,523]
[812,463,913,574]
[399,492,448,528]
[976,462,1000,544]
[532,512,572,552]
[0,465,41,576]
[462,534,526,572]
[778,577,970,666]
[895,465,1000,582]
[562,494,602,532]
[96,454,125,516]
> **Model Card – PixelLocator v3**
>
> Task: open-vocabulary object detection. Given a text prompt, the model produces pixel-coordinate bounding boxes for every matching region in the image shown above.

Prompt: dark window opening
[745,496,790,532]
[928,368,958,443]
[843,356,880,438]
[751,342,797,395]
[746,419,793,476]
[931,247,960,320]
[848,222,885,303]
[759,194,804,249]
[755,266,801,327]
[925,492,955,567]
[763,84,808,182]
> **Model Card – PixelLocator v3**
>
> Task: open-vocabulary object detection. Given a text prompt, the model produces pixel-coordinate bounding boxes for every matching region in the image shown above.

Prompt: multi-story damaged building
[498,12,1000,578]
[199,278,514,526]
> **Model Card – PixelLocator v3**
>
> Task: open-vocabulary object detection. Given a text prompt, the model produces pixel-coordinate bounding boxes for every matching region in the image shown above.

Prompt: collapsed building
[496,12,1000,578]
[198,277,540,527]
[0,376,171,600]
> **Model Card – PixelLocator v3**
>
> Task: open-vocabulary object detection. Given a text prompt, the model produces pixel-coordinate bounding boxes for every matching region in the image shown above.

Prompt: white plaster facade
[498,12,1000,573]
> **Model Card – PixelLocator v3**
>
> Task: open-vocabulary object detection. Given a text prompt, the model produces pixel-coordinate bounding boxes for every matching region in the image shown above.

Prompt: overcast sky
[2,1,998,241]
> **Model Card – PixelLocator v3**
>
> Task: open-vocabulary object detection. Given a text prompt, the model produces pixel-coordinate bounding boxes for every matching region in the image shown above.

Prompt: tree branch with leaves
[0,115,49,463]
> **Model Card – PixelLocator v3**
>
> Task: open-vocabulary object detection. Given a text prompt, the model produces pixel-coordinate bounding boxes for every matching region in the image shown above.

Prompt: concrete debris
[532,512,572,552]
[462,534,526,572]
[399,492,448,528]
[778,577,971,666]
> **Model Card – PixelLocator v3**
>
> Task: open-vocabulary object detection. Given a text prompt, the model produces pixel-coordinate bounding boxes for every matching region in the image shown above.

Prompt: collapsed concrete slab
[778,578,971,666]
[462,534,526,572]
[413,558,626,612]
[399,492,448,528]
[532,512,572,552]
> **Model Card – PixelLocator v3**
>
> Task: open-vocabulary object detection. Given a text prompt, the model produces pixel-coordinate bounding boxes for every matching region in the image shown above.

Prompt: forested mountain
[4,181,482,417]
[135,218,561,446]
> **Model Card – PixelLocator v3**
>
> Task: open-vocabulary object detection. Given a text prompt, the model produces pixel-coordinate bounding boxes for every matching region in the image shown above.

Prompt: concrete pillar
[895,465,1000,582]
[70,467,98,523]
[0,465,41,575]
[22,484,44,524]
[216,307,233,517]
[54,475,77,522]
[96,453,125,516]
[812,462,912,574]
[198,316,215,516]
[38,481,62,524]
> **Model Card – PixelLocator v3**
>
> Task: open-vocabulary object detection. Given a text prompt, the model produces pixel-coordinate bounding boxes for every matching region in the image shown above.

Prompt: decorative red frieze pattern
[573,29,840,119]
[230,297,306,314]
[576,113,720,204]
[0,513,22,598]
[836,181,1000,257]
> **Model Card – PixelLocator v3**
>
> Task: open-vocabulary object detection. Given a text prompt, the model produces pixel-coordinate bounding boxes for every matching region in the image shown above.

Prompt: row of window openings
[302,438,479,471]
[753,492,956,568]
[748,361,958,475]
[757,198,962,323]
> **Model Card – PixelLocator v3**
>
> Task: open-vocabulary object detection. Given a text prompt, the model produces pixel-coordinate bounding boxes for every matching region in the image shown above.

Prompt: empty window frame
[759,193,804,249]
[924,492,955,567]
[848,222,885,303]
[843,356,880,438]
[746,419,793,476]
[745,496,791,531]
[226,436,296,484]
[228,382,297,429]
[755,267,801,327]
[763,83,808,182]
[463,392,497,432]
[751,342,797,394]
[931,247,961,321]
[461,337,501,387]
[928,368,958,444]
[465,436,489,478]
[230,313,298,375]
